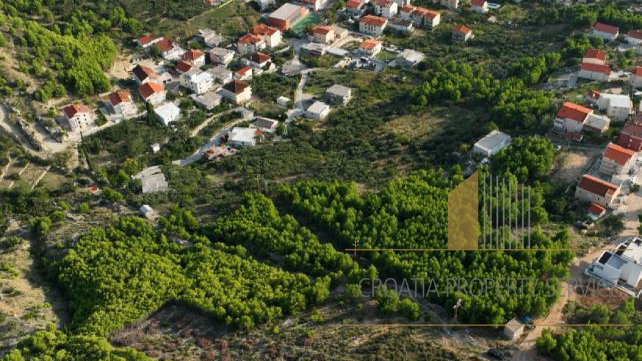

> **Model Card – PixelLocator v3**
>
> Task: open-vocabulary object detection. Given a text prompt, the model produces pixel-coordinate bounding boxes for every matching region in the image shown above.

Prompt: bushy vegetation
[491,137,555,183]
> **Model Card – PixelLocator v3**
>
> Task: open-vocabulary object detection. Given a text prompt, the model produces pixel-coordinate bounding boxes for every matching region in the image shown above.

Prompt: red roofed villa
[600,143,637,176]
[575,174,620,207]
[590,22,619,41]
[452,25,473,42]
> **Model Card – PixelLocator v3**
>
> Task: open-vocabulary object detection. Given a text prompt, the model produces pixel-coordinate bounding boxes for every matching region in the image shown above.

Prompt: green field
[290,13,322,37]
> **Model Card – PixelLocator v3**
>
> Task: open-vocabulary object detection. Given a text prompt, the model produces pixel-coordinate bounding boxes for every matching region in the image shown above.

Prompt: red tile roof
[237,66,252,76]
[176,60,194,73]
[471,0,486,6]
[587,90,601,100]
[588,203,606,217]
[138,35,160,45]
[239,34,263,44]
[580,62,611,75]
[425,10,440,19]
[360,39,381,50]
[62,104,91,119]
[138,82,164,99]
[183,49,204,61]
[578,174,618,198]
[592,22,619,35]
[251,24,279,36]
[223,80,250,94]
[132,65,157,81]
[109,92,131,106]
[583,49,607,61]
[401,4,416,12]
[156,38,174,52]
[251,51,271,64]
[346,0,364,8]
[557,102,591,123]
[360,15,387,27]
[313,25,333,35]
[454,25,472,34]
[373,0,393,6]
[603,143,636,166]
[633,66,642,77]
[627,30,642,40]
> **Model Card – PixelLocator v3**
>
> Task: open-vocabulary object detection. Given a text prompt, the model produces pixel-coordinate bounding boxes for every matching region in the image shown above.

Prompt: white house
[575,174,619,207]
[220,80,252,104]
[306,101,331,120]
[359,15,388,36]
[471,0,488,13]
[373,0,398,18]
[599,143,636,177]
[625,30,642,45]
[154,103,181,126]
[132,65,159,85]
[472,130,512,158]
[181,71,214,95]
[62,104,95,132]
[578,62,611,82]
[137,34,163,49]
[251,117,280,133]
[108,91,136,116]
[582,49,607,65]
[359,39,383,56]
[453,25,473,42]
[156,38,185,60]
[504,318,524,341]
[277,96,291,108]
[208,66,234,84]
[235,66,253,81]
[237,34,266,55]
[590,237,642,289]
[325,84,352,105]
[631,66,642,88]
[554,102,610,133]
[589,23,619,42]
[138,82,166,106]
[182,49,206,67]
[311,25,335,44]
[228,127,258,147]
[440,0,458,10]
[210,47,235,65]
[246,52,272,70]
[586,91,633,122]
[388,18,414,34]
[251,24,282,48]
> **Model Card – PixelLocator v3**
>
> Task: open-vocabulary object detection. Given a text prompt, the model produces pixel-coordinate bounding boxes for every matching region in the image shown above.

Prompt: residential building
[574,174,619,207]
[578,62,611,82]
[554,102,610,133]
[582,49,607,65]
[586,91,633,122]
[471,0,488,13]
[400,5,416,20]
[588,203,606,221]
[228,127,259,147]
[197,29,224,47]
[138,82,166,105]
[346,0,365,14]
[296,0,326,11]
[209,47,235,65]
[631,66,642,88]
[108,91,136,116]
[599,143,636,176]
[181,71,214,94]
[312,25,335,44]
[590,237,642,289]
[220,80,252,104]
[472,130,512,157]
[359,38,383,56]
[452,25,473,42]
[396,49,425,67]
[251,24,283,48]
[137,34,163,49]
[191,91,222,110]
[618,123,642,151]
[176,60,195,74]
[306,101,331,120]
[62,104,95,132]
[325,84,352,105]
[247,51,272,69]
[301,42,328,56]
[359,15,388,36]
[625,30,642,45]
[388,18,414,34]
[235,66,253,81]
[156,38,185,60]
[140,205,158,220]
[253,0,276,11]
[154,103,181,126]
[392,0,411,6]
[208,66,234,84]
[373,0,398,18]
[268,3,308,31]
[440,0,458,10]
[237,34,266,55]
[251,117,280,133]
[589,22,619,41]
[131,65,159,85]
[182,49,206,67]
[504,318,524,341]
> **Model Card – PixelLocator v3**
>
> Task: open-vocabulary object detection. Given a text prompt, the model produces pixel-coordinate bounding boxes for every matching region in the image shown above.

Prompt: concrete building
[396,49,425,67]
[108,92,136,116]
[599,143,636,177]
[268,3,308,31]
[452,25,473,42]
[228,127,259,147]
[251,117,280,133]
[359,15,388,36]
[504,318,524,341]
[373,0,398,18]
[575,174,619,208]
[306,101,331,120]
[154,103,181,126]
[311,25,335,44]
[237,34,266,55]
[440,0,458,10]
[208,66,234,84]
[251,24,283,48]
[325,84,352,105]
[631,66,642,88]
[197,29,224,47]
[181,71,214,95]
[182,49,206,67]
[589,22,619,42]
[220,80,252,104]
[586,92,633,122]
[140,205,158,220]
[578,62,611,82]
[62,104,95,132]
[138,82,166,106]
[589,237,642,291]
[554,102,611,133]
[191,91,222,110]
[209,47,235,65]
[388,18,414,34]
[472,130,512,158]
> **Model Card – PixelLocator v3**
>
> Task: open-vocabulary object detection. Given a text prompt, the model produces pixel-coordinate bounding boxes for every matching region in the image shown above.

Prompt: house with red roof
[554,102,610,133]
[235,66,253,81]
[62,104,95,132]
[373,0,398,18]
[471,0,488,13]
[631,66,642,88]
[176,60,195,74]
[220,80,252,104]
[251,24,283,48]
[107,91,135,117]
[452,25,473,42]
[245,52,273,71]
[625,30,642,45]
[182,49,206,67]
[131,65,159,85]
[588,203,607,221]
[312,25,335,44]
[618,123,642,151]
[585,91,632,122]
[589,23,619,41]
[578,62,611,82]
[345,0,365,15]
[359,39,383,56]
[582,49,607,65]
[155,38,185,60]
[440,0,459,10]
[401,7,440,29]
[575,174,620,207]
[138,82,166,106]
[137,35,163,49]
[359,15,388,36]
[237,34,266,55]
[599,143,637,176]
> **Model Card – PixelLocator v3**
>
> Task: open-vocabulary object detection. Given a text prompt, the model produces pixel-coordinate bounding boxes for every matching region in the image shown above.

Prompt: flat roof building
[268,3,308,30]
[472,130,512,158]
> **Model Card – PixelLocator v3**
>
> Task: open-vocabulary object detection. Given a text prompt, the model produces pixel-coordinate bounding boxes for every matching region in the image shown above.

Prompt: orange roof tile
[603,143,636,166]
[580,62,611,75]
[183,49,204,61]
[454,25,472,34]
[627,30,642,40]
[138,82,164,99]
[578,174,618,197]
[584,49,607,61]
[108,92,131,106]
[62,104,91,118]
[360,39,381,50]
[360,15,387,27]
[592,22,619,35]
[557,102,591,123]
